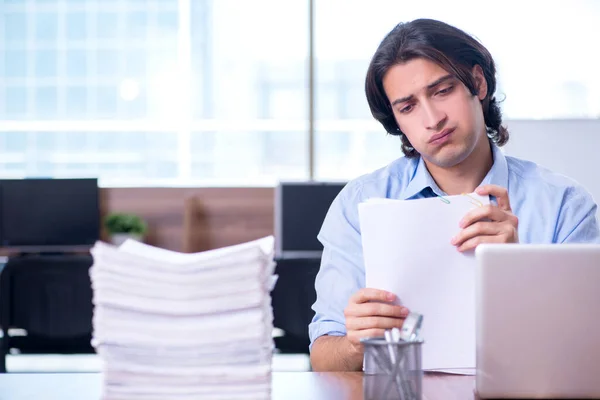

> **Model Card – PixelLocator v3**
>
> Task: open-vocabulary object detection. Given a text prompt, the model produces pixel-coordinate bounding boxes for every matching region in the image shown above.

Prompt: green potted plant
[104,212,148,246]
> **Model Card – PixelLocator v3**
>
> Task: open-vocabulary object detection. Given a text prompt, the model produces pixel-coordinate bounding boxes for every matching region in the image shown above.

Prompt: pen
[384,330,405,399]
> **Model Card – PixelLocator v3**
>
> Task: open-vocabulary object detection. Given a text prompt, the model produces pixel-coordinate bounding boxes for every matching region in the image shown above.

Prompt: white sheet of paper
[358,193,489,372]
[118,236,275,265]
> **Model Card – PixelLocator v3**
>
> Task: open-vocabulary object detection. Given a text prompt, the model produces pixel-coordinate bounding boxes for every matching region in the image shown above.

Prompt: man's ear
[472,65,487,101]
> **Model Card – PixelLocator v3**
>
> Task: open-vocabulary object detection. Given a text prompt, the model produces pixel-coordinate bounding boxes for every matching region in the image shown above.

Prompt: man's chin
[423,147,470,169]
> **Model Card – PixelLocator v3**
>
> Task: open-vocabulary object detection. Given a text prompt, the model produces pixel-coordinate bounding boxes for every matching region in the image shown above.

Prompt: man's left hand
[451,184,519,252]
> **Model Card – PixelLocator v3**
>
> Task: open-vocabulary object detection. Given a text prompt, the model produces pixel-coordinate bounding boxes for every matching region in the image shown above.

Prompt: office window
[0,0,185,185]
[127,12,148,40]
[4,50,27,78]
[34,86,58,118]
[96,50,119,77]
[3,12,27,44]
[124,49,147,77]
[0,130,179,181]
[1,0,597,186]
[95,86,118,116]
[66,12,87,40]
[66,50,87,77]
[96,13,119,40]
[35,12,59,42]
[1,132,27,152]
[65,86,88,117]
[35,50,57,77]
[34,132,59,153]
[186,0,309,184]
[262,131,308,177]
[190,131,216,180]
[4,87,28,117]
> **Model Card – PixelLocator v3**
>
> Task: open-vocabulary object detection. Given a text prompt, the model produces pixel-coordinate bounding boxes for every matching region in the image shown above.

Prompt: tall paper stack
[89,236,277,400]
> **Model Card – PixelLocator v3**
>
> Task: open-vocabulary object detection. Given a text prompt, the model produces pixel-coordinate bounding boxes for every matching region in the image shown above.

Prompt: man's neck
[424,139,493,196]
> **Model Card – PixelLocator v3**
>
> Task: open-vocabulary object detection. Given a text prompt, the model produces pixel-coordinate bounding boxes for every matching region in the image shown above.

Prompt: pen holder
[362,337,424,400]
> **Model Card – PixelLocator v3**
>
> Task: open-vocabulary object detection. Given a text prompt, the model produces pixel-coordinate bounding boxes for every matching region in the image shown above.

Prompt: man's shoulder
[505,155,591,197]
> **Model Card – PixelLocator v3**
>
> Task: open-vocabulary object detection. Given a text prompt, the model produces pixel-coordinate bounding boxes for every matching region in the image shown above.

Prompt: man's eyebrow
[426,74,455,90]
[390,74,456,106]
[391,94,414,107]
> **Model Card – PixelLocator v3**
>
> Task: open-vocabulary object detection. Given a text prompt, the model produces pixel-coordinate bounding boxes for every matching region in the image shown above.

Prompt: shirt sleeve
[308,182,366,351]
[555,185,600,244]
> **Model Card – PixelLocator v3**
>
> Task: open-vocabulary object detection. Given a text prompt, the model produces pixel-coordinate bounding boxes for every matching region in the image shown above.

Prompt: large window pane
[96,13,119,40]
[65,86,88,117]
[35,12,58,42]
[66,50,87,77]
[35,50,58,77]
[190,0,308,121]
[126,12,147,40]
[4,87,28,117]
[0,131,179,182]
[35,86,58,118]
[3,12,27,45]
[66,12,87,40]
[0,0,184,185]
[190,131,308,184]
[187,0,309,183]
[1,0,309,186]
[315,129,403,181]
[4,50,27,78]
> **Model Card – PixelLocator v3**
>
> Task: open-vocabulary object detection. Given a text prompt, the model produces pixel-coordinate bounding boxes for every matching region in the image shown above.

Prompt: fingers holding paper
[476,184,512,211]
[344,288,409,350]
[452,184,519,252]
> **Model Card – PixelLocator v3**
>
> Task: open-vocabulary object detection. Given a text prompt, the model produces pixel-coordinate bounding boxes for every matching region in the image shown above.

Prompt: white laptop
[475,243,600,399]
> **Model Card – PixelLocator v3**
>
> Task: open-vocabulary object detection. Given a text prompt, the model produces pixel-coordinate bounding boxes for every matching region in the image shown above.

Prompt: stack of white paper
[89,236,277,400]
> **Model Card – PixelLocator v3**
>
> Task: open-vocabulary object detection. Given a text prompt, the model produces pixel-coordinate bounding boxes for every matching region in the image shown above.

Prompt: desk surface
[0,371,476,400]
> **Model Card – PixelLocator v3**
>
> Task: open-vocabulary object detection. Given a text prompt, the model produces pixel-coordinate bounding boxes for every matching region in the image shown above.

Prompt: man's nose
[422,102,447,131]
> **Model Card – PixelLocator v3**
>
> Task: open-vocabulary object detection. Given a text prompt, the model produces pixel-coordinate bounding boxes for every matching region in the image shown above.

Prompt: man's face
[382,58,487,168]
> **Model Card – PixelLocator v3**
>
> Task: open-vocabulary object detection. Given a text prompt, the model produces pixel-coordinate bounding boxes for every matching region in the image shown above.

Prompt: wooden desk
[0,371,476,399]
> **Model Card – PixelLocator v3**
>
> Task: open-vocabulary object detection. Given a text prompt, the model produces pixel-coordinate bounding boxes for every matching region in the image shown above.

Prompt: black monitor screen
[0,178,100,247]
[276,182,346,254]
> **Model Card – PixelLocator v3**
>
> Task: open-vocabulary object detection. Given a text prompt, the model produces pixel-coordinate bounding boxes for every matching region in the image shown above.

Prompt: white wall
[502,119,600,217]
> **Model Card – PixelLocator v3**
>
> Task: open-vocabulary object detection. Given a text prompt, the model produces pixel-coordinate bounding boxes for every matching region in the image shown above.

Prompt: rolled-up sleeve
[556,185,600,244]
[308,182,366,351]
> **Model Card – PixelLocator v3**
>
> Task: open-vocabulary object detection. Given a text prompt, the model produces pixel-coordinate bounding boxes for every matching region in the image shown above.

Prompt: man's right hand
[344,288,409,352]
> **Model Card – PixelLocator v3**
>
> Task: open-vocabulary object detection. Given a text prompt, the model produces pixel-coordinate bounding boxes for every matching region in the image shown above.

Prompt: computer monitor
[0,178,100,251]
[274,181,346,259]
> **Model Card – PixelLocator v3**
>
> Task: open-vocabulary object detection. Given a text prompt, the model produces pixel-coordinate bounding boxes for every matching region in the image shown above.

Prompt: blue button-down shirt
[308,144,600,349]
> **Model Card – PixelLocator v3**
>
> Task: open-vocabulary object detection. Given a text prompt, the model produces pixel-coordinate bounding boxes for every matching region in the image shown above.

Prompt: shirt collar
[401,156,446,200]
[400,143,509,200]
[481,144,509,189]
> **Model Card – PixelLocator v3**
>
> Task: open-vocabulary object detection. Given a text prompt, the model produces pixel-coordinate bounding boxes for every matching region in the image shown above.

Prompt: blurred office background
[0,0,599,372]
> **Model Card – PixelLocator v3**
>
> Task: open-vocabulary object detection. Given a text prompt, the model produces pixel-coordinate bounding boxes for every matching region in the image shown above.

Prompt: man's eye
[399,105,413,114]
[437,86,454,95]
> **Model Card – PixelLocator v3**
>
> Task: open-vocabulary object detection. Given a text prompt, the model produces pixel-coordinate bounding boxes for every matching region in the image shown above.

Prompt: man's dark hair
[365,18,509,158]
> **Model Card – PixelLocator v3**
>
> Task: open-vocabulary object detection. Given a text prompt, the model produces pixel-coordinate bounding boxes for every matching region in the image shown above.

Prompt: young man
[308,18,600,372]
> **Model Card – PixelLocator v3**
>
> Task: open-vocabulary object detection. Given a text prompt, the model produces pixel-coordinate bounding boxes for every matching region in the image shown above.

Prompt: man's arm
[308,182,366,369]
[310,335,364,372]
[308,183,408,371]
